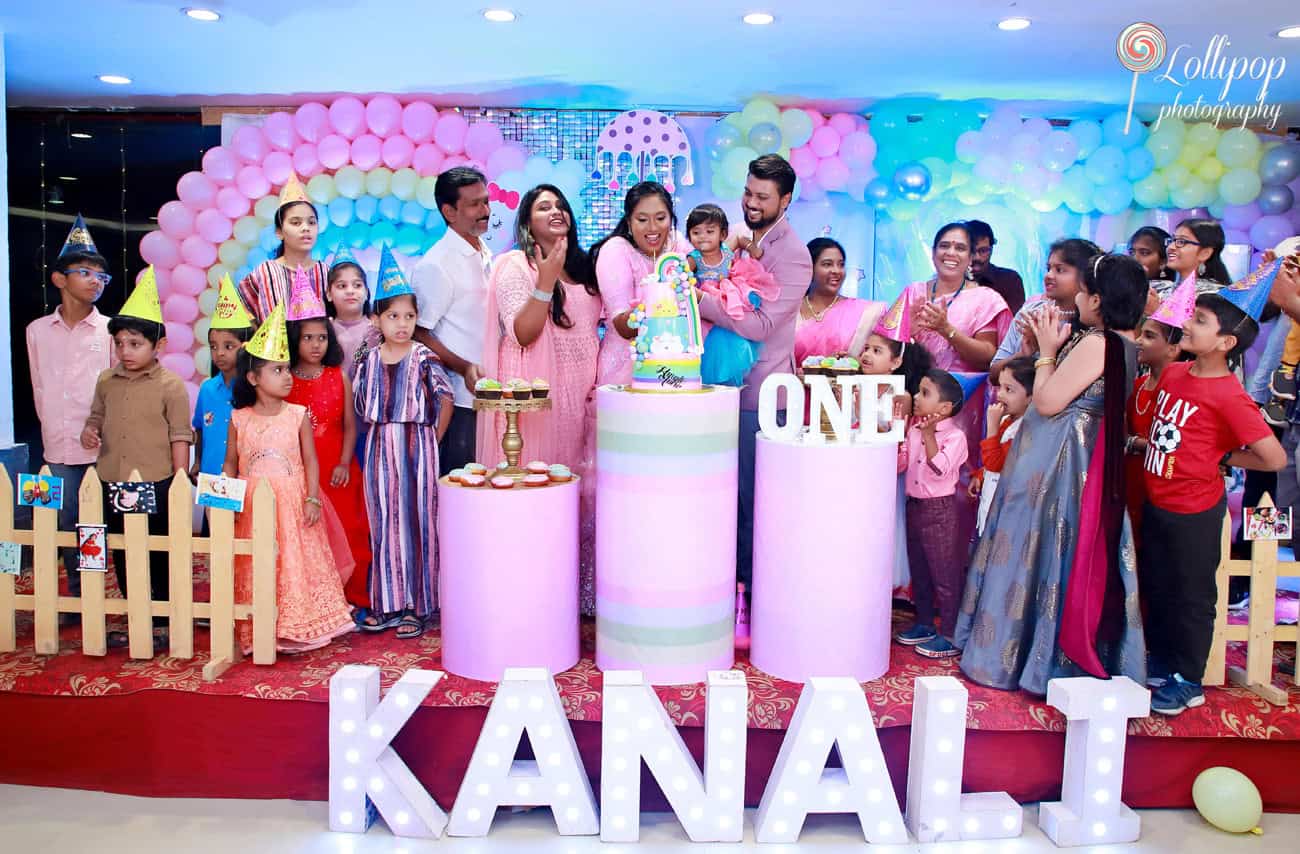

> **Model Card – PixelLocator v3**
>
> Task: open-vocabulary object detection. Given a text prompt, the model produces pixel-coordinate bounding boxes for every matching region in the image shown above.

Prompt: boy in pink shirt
[894,369,969,659]
[25,215,113,597]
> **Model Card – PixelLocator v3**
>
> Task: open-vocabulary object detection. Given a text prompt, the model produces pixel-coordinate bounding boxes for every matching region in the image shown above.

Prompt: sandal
[360,611,402,632]
[352,607,371,627]
[395,614,425,640]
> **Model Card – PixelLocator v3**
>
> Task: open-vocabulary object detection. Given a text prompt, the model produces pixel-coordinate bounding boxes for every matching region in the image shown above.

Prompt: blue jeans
[46,462,90,596]
[1248,316,1290,403]
[736,409,765,588]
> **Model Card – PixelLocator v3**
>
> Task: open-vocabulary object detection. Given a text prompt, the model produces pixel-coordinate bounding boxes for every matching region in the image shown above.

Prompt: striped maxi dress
[352,342,452,618]
[236,259,329,326]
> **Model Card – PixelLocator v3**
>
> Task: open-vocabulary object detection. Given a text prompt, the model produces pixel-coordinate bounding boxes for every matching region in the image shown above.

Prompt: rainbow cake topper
[1116,22,1167,133]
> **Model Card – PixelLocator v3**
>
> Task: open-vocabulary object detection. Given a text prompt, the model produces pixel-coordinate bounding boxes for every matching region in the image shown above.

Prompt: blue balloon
[1125,147,1155,182]
[378,196,403,222]
[354,194,379,224]
[246,247,269,267]
[1084,145,1127,185]
[1093,181,1134,215]
[1259,143,1300,186]
[893,161,932,200]
[1102,111,1148,150]
[395,224,424,255]
[327,196,354,228]
[1067,120,1104,160]
[344,221,370,249]
[1257,183,1295,216]
[706,122,743,162]
[400,200,425,225]
[368,221,398,248]
[318,230,342,252]
[259,225,280,253]
[865,177,894,209]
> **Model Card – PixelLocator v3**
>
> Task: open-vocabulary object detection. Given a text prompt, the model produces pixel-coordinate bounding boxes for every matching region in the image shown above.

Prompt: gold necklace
[804,294,840,323]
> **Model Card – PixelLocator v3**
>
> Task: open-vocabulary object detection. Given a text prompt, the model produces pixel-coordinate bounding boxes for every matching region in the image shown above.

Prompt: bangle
[305,496,322,507]
[945,326,957,340]
[1034,356,1057,369]
[531,288,554,303]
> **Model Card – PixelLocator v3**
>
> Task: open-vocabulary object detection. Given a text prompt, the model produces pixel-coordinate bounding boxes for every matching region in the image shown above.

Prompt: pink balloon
[441,154,468,171]
[411,143,446,177]
[815,156,850,191]
[216,185,251,219]
[434,113,469,155]
[180,235,218,269]
[464,121,505,162]
[853,114,870,131]
[806,108,826,128]
[236,164,271,200]
[170,263,207,296]
[292,143,322,178]
[464,158,487,175]
[486,143,528,180]
[318,134,350,170]
[162,294,200,326]
[839,131,876,168]
[232,125,268,163]
[382,135,415,170]
[402,102,437,143]
[365,95,403,137]
[140,231,182,269]
[828,113,857,138]
[160,352,196,380]
[201,146,239,184]
[350,134,383,170]
[789,146,819,178]
[262,111,296,150]
[176,171,218,209]
[195,209,234,244]
[185,381,200,411]
[293,102,330,143]
[262,150,294,185]
[329,96,366,140]
[164,322,195,354]
[810,126,841,158]
[157,201,196,240]
[143,265,172,299]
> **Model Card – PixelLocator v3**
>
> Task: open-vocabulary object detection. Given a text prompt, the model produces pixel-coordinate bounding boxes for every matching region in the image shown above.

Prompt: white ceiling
[3,0,1300,123]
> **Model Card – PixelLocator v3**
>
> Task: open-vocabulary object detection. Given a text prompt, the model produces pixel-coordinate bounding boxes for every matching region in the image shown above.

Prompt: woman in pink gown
[478,185,602,613]
[794,237,885,367]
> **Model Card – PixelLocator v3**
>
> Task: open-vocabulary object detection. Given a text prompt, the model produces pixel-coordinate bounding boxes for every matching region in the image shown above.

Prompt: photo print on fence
[76,524,108,572]
[17,474,63,510]
[107,482,157,514]
[0,542,20,575]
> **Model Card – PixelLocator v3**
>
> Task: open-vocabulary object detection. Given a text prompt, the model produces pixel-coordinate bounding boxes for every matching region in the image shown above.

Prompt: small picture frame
[17,473,64,510]
[107,481,157,514]
[1245,506,1292,541]
[195,473,247,513]
[76,524,108,572]
[0,541,20,576]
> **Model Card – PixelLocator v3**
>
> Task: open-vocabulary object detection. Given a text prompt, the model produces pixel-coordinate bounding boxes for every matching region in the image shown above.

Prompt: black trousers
[439,405,477,475]
[1139,498,1226,682]
[105,476,173,626]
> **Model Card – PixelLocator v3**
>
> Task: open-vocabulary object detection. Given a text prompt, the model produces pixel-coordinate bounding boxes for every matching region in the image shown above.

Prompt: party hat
[1220,259,1280,323]
[954,371,990,403]
[58,213,98,259]
[374,244,414,301]
[872,293,912,343]
[329,244,360,271]
[1150,276,1197,327]
[285,264,327,321]
[209,274,252,330]
[119,266,163,324]
[244,303,290,362]
[278,171,310,208]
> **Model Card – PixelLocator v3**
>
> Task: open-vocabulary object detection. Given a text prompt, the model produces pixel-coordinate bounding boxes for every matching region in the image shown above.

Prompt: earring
[1198,262,1206,276]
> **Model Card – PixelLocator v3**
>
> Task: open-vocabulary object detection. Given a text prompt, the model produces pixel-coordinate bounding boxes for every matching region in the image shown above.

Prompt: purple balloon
[1257,184,1295,216]
[1249,214,1292,250]
[1259,143,1300,186]
[1221,202,1262,230]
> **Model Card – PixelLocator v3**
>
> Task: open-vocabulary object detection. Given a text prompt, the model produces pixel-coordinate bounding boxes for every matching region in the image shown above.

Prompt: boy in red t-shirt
[1141,293,1285,715]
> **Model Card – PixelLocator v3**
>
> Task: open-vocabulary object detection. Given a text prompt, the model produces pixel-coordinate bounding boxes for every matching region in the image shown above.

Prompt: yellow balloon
[1195,157,1225,183]
[253,195,280,221]
[193,346,212,377]
[1192,767,1262,834]
[206,263,232,288]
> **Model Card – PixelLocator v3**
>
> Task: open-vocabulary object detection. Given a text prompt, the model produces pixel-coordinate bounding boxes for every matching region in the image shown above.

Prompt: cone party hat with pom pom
[244,303,290,362]
[285,264,327,321]
[209,274,253,330]
[1150,276,1197,327]
[278,172,310,208]
[118,266,163,324]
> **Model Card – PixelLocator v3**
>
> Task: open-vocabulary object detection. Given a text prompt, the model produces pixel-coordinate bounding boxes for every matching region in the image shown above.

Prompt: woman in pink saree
[794,237,885,367]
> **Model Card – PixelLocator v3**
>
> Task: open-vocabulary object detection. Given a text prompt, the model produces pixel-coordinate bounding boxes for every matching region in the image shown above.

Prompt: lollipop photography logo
[1118,22,1288,130]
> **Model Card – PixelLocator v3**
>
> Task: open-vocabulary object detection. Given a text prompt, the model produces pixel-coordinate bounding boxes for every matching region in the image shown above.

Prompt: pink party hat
[1149,276,1197,327]
[872,292,912,343]
[285,264,326,321]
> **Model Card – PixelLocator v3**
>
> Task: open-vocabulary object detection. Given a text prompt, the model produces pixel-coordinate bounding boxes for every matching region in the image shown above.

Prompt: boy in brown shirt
[80,270,191,647]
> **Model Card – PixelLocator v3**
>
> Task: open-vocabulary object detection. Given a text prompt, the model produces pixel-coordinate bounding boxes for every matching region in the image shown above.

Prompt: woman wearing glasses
[1158,218,1229,299]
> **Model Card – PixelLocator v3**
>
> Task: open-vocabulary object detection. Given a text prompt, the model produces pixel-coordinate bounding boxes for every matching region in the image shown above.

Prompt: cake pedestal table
[595,385,740,685]
[438,476,579,681]
[750,434,897,682]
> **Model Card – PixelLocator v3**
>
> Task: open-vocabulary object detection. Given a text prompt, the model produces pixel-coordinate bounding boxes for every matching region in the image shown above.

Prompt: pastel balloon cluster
[866,98,985,219]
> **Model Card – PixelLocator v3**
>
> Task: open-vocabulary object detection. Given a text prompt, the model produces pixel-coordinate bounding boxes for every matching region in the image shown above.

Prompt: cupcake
[447,468,466,484]
[508,378,532,401]
[801,355,824,376]
[819,357,836,374]
[531,378,550,399]
[461,473,486,488]
[500,381,514,400]
[490,475,514,489]
[475,378,502,400]
[548,464,573,483]
[832,356,860,375]
[526,460,549,475]
[523,473,549,487]
[496,460,510,471]
[464,463,488,476]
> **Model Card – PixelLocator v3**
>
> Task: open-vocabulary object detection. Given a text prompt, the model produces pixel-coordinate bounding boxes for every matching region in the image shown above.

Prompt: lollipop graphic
[1117,22,1167,133]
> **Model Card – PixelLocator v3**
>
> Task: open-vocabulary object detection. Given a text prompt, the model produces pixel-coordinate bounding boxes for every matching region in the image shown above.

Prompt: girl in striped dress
[352,247,453,639]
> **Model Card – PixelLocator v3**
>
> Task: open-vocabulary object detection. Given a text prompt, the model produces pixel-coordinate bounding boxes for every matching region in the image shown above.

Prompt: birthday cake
[626,253,704,391]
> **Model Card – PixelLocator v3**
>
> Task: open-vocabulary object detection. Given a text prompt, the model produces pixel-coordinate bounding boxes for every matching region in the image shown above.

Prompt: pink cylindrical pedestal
[595,386,740,685]
[751,435,896,682]
[438,478,579,681]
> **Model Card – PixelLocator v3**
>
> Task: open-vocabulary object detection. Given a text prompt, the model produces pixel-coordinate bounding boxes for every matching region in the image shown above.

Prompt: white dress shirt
[410,227,493,408]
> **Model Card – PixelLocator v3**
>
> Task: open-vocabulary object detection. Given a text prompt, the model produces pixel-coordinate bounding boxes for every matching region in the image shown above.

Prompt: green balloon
[722,146,758,187]
[1219,168,1262,206]
[1133,173,1168,208]
[1192,767,1262,834]
[1216,127,1262,169]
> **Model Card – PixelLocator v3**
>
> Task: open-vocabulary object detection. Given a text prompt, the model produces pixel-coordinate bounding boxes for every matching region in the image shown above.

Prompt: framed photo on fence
[107,481,157,514]
[76,524,108,572]
[195,474,247,513]
[17,474,63,510]
[0,541,19,575]
[1245,506,1292,541]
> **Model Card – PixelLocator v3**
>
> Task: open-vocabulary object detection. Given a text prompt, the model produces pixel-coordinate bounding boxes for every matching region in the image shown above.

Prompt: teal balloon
[1085,145,1127,185]
[1133,173,1168,208]
[1219,168,1263,206]
[424,214,449,242]
[711,173,740,200]
[706,122,743,162]
[1068,120,1104,159]
[319,230,343,252]
[400,200,425,225]
[344,221,370,249]
[1093,181,1134,214]
[354,194,379,224]
[1126,147,1155,181]
[327,196,354,228]
[395,225,424,255]
[779,109,814,148]
[748,122,782,155]
[378,196,402,222]
[1102,111,1148,150]
[368,221,397,248]
[1192,767,1262,834]
[865,177,893,209]
[722,146,758,186]
[1145,128,1182,168]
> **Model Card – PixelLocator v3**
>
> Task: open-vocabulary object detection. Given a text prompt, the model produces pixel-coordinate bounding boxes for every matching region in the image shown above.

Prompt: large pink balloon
[293,102,330,143]
[292,143,322,178]
[184,381,200,411]
[144,265,173,299]
[232,125,268,163]
[318,134,350,170]
[815,156,850,191]
[411,143,446,177]
[160,352,196,380]
[464,121,504,162]
[262,150,294,185]
[216,185,251,219]
[402,102,437,143]
[170,263,208,297]
[350,134,383,170]
[140,231,182,269]
[262,111,296,151]
[441,154,469,171]
[806,108,826,128]
[329,96,366,140]
[157,201,196,240]
[789,146,819,179]
[236,164,271,200]
[828,113,857,138]
[839,131,876,168]
[180,235,218,269]
[486,143,528,179]
[162,294,200,326]
[434,113,469,155]
[810,126,841,158]
[176,171,218,209]
[201,146,238,184]
[365,95,403,137]
[164,322,195,354]
[195,209,234,244]
[382,135,415,170]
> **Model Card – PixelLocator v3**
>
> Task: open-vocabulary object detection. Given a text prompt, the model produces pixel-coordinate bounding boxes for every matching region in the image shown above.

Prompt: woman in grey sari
[954,254,1149,695]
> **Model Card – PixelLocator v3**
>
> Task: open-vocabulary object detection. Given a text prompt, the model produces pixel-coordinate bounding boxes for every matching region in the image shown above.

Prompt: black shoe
[1262,400,1291,428]
[1270,367,1297,401]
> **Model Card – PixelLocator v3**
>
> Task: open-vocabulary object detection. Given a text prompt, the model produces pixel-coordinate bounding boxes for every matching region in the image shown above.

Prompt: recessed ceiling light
[743,12,775,25]
[1278,25,1300,39]
[483,9,516,22]
[998,17,1031,31]
[183,8,222,22]
[70,132,93,139]
[97,74,132,85]
[57,176,78,181]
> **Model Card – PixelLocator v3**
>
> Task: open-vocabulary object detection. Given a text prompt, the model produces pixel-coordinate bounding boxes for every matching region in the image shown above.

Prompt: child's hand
[1031,303,1071,357]
[967,475,982,500]
[986,401,1006,434]
[304,498,321,526]
[330,464,350,487]
[80,425,101,450]
[916,412,940,433]
[188,464,200,484]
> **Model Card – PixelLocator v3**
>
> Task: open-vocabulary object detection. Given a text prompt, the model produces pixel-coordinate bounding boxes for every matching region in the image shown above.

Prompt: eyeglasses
[64,267,112,285]
[972,247,993,258]
[1164,236,1201,249]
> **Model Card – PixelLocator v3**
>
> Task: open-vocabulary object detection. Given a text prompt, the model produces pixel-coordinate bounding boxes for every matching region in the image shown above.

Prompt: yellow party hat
[279,171,310,208]
[244,303,290,362]
[119,266,164,324]
[209,274,253,330]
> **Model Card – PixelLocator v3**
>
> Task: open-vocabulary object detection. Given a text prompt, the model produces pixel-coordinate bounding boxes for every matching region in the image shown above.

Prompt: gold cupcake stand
[802,370,860,440]
[473,396,552,479]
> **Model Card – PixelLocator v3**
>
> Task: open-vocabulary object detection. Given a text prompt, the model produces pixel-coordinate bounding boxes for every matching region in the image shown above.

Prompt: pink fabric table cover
[595,385,740,685]
[751,435,896,682]
[438,478,580,681]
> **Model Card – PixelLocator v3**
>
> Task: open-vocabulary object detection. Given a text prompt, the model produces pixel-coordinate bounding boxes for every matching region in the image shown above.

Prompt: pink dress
[793,297,886,366]
[593,234,692,387]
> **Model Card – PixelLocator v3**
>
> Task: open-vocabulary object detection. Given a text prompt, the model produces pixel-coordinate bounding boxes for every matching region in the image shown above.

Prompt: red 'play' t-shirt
[1142,362,1272,515]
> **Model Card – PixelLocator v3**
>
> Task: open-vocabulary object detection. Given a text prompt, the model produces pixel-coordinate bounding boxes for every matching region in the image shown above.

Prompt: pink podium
[595,385,740,685]
[438,478,580,681]
[750,435,897,682]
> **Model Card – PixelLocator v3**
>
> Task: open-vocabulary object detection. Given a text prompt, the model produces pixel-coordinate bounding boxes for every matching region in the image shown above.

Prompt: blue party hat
[1220,259,1279,322]
[59,214,98,259]
[329,244,360,272]
[954,371,990,402]
[374,244,414,301]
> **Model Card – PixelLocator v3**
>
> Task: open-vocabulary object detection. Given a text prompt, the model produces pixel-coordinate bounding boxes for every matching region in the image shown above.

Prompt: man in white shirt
[411,167,493,473]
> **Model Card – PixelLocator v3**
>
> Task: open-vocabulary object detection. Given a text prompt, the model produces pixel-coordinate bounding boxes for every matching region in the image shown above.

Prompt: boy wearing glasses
[25,215,114,600]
